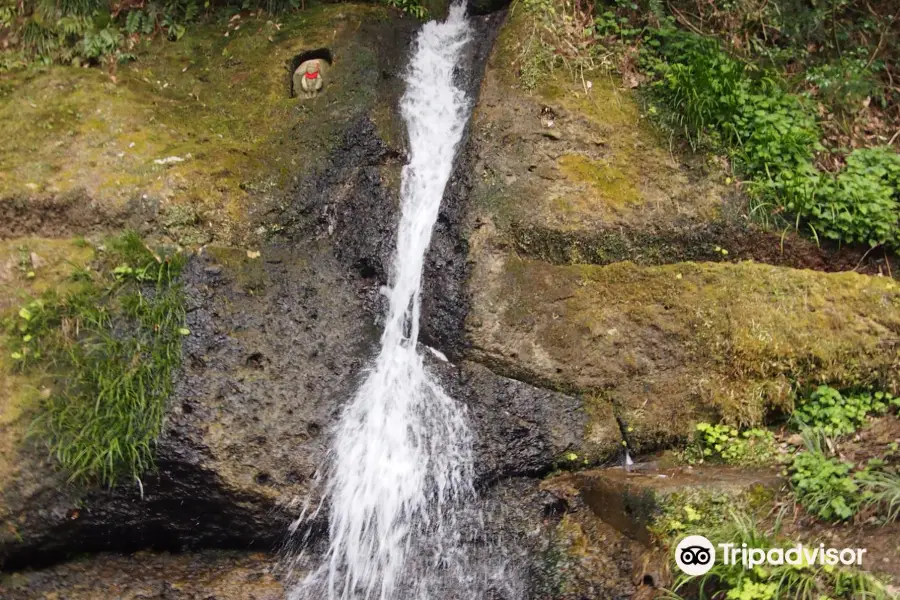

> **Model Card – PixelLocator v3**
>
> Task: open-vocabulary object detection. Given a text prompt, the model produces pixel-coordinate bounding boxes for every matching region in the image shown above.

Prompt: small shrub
[643,26,900,248]
[804,57,886,120]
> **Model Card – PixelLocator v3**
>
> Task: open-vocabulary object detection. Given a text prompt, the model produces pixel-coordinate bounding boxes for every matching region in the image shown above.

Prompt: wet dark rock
[468,0,512,15]
[0,243,379,569]
[0,10,589,566]
[431,359,586,483]
[471,477,647,600]
[281,116,401,289]
[420,9,507,359]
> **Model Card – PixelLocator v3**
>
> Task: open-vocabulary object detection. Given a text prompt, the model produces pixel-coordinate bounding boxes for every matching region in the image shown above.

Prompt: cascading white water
[289,5,476,600]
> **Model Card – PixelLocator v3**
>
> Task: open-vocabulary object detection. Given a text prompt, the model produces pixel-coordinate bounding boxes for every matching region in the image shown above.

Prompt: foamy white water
[289,5,475,599]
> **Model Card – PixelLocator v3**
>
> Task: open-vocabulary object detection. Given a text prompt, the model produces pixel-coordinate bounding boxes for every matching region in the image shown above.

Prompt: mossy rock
[472,3,727,240]
[0,3,400,244]
[467,251,900,445]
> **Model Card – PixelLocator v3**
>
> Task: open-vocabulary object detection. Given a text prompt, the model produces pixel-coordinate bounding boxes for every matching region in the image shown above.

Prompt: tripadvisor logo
[675,535,716,576]
[674,535,868,576]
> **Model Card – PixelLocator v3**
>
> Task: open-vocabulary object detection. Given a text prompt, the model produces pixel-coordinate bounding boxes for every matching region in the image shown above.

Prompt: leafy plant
[793,385,897,437]
[789,448,860,520]
[384,0,427,19]
[641,25,900,248]
[804,56,885,120]
[792,147,900,247]
[692,422,776,466]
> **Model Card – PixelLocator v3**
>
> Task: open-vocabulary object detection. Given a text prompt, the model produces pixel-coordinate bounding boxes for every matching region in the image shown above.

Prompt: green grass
[859,470,900,524]
[4,231,186,487]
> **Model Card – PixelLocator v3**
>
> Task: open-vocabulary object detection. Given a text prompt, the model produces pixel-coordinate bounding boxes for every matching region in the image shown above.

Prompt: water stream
[289,5,477,599]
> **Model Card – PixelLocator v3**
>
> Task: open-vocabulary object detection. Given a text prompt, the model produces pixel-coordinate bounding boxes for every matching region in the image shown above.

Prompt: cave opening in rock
[287,48,333,98]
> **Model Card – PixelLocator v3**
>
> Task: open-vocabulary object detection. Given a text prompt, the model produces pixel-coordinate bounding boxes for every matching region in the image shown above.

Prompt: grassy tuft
[3,231,186,487]
[860,470,900,524]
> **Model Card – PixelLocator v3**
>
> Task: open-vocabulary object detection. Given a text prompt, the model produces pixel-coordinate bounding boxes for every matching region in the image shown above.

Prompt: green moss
[506,222,733,266]
[469,256,900,433]
[557,153,640,206]
[0,3,393,243]
[476,0,726,242]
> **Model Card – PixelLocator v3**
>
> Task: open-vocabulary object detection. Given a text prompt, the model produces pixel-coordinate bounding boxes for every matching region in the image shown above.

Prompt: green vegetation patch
[1,0,421,71]
[501,0,900,250]
[649,485,776,542]
[789,446,862,522]
[688,422,776,467]
[793,385,898,437]
[788,428,900,523]
[645,30,900,248]
[2,232,186,486]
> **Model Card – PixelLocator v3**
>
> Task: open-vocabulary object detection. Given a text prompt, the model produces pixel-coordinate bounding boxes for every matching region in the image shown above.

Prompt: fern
[125,9,143,34]
[57,0,103,17]
[80,26,123,59]
[57,14,90,36]
[22,19,59,57]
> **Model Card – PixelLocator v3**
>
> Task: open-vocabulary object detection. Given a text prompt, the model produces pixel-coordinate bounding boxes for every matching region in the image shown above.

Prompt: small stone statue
[294,59,324,99]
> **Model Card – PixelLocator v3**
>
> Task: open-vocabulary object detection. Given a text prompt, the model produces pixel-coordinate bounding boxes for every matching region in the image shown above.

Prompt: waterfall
[289,4,477,599]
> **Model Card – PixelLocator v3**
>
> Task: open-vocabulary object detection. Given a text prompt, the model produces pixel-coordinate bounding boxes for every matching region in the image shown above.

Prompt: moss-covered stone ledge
[472,4,728,234]
[0,2,410,244]
[466,248,900,450]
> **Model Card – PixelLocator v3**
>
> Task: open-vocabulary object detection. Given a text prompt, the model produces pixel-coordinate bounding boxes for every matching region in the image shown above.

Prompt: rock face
[0,551,284,599]
[467,254,900,449]
[0,12,417,565]
[1,7,608,581]
[0,4,414,246]
[3,2,899,598]
[460,5,900,462]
